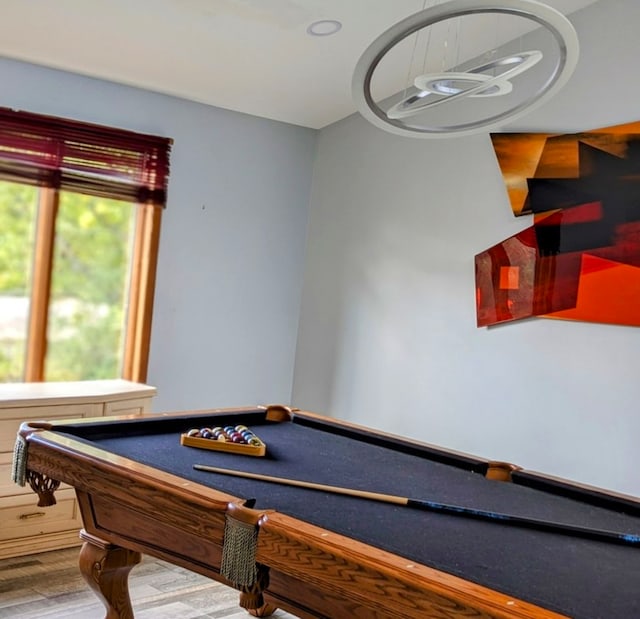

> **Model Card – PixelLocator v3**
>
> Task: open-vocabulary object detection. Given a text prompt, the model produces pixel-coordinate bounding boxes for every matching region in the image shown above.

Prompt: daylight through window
[0,108,171,382]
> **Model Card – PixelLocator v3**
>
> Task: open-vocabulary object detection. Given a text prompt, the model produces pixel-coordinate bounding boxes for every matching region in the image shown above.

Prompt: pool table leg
[237,562,276,617]
[78,530,141,619]
[243,600,277,617]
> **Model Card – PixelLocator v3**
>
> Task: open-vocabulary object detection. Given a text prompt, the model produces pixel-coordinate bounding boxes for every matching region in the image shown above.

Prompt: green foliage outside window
[0,183,35,294]
[0,181,135,382]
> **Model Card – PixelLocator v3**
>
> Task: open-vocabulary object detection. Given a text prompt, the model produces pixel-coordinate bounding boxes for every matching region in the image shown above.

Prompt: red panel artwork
[476,122,640,327]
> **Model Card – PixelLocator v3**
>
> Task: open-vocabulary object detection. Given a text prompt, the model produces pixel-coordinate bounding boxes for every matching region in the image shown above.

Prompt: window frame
[0,107,170,383]
[22,187,162,383]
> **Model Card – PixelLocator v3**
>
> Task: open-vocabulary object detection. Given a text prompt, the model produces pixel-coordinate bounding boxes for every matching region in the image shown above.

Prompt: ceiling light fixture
[352,0,579,138]
[307,19,342,37]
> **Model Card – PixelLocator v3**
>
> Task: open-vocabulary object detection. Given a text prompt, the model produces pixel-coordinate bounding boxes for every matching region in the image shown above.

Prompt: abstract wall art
[476,122,640,328]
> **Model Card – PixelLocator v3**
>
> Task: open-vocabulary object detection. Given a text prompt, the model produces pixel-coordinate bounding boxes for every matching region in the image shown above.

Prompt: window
[0,108,171,383]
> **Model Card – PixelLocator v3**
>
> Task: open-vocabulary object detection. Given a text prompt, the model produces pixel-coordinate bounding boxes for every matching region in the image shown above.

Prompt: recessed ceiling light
[307,19,342,37]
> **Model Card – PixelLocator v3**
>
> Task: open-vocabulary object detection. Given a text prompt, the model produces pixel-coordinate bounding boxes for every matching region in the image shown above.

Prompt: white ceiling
[0,0,599,129]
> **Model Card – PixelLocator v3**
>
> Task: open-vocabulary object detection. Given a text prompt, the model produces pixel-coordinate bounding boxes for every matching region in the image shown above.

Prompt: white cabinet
[0,379,156,559]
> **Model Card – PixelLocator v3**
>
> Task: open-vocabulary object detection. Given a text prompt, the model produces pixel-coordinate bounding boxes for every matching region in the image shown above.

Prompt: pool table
[14,405,640,619]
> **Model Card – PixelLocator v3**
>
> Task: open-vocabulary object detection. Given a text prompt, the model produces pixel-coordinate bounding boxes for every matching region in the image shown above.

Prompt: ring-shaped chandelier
[351,0,579,138]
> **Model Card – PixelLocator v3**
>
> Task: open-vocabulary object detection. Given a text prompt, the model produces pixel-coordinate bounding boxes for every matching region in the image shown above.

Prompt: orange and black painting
[475,122,640,327]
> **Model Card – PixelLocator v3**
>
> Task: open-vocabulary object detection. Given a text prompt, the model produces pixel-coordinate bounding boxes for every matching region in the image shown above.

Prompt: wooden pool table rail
[15,407,578,619]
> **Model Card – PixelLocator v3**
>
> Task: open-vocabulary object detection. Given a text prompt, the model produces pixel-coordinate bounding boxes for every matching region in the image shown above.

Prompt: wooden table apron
[15,407,625,619]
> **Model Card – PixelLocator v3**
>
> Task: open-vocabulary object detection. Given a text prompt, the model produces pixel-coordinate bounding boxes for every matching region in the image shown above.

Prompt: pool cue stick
[193,464,640,548]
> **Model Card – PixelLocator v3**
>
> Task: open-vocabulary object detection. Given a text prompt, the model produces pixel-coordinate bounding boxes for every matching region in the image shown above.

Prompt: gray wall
[2,0,638,497]
[0,56,316,412]
[292,0,640,497]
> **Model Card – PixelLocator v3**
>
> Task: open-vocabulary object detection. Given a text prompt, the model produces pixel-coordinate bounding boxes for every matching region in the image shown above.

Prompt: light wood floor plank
[0,548,297,619]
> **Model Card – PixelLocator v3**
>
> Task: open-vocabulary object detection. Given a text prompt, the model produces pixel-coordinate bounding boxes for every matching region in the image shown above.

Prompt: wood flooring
[0,547,298,619]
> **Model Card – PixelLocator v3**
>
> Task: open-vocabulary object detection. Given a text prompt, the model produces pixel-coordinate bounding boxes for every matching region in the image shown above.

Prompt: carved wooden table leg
[79,530,141,619]
[245,601,277,617]
[238,562,275,617]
